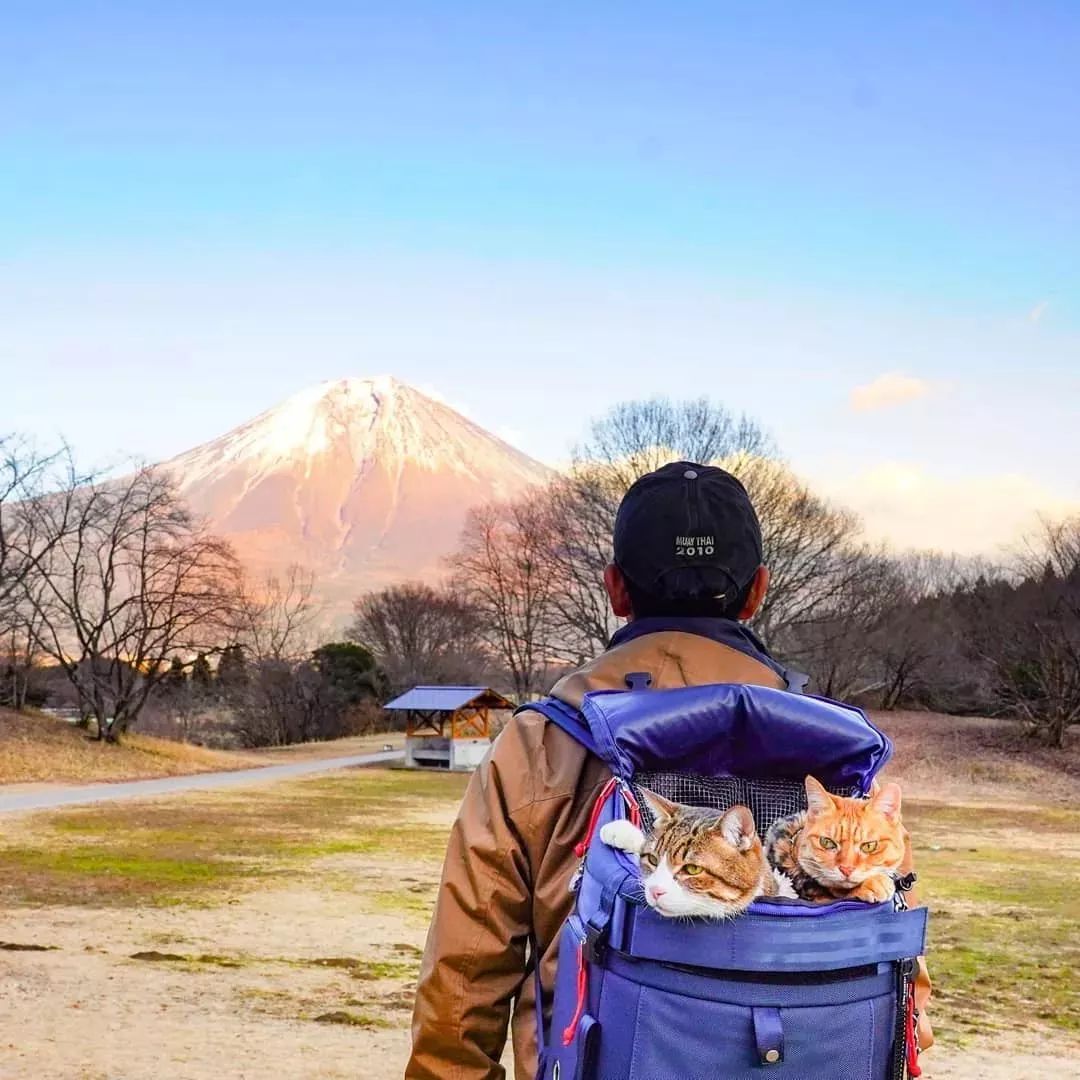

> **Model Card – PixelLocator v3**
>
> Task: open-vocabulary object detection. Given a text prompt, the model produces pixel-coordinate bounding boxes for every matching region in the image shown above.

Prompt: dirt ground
[0,768,463,1079]
[1,712,1077,1079]
[1,879,427,1079]
[3,880,1070,1080]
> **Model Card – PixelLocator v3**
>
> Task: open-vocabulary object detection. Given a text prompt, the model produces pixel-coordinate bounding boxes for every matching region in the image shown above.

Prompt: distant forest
[3,398,1078,749]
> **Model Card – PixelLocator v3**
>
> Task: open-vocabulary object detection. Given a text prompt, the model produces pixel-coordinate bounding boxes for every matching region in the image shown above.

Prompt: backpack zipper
[892,958,918,1079]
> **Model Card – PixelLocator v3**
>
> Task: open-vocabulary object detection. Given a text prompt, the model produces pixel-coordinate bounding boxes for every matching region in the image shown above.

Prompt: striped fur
[600,790,791,920]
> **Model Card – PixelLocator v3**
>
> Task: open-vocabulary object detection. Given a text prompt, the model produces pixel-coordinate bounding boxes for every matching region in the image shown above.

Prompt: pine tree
[163,656,188,695]
[191,652,212,694]
[217,644,248,689]
[312,641,382,703]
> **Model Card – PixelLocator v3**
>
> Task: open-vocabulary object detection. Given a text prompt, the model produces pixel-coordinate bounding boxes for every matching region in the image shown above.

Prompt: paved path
[0,749,405,815]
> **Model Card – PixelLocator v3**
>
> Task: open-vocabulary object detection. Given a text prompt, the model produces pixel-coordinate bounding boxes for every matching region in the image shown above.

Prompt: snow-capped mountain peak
[162,377,551,620]
[168,376,537,484]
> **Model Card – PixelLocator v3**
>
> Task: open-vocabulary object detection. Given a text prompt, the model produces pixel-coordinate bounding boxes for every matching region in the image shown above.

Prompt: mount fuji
[161,376,553,621]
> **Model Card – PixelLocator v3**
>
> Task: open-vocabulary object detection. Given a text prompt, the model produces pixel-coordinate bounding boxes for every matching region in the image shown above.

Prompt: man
[407,462,931,1079]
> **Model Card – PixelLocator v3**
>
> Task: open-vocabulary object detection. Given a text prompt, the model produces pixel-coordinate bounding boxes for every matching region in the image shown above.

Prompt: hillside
[0,709,251,785]
[162,376,552,621]
[872,709,1079,806]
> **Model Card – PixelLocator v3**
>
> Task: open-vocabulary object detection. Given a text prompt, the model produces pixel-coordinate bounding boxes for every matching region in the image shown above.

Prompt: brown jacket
[406,630,932,1079]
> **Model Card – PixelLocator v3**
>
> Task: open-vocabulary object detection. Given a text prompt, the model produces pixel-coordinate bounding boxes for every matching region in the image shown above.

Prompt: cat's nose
[838,865,854,878]
[649,885,667,899]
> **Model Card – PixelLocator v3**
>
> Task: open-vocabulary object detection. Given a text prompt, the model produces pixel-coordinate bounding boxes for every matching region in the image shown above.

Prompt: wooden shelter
[384,685,514,771]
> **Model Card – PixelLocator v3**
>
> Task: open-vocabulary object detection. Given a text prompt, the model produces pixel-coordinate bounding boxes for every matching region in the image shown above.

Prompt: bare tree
[235,563,320,662]
[729,455,867,644]
[1,592,48,711]
[1017,514,1080,581]
[960,516,1080,747]
[539,468,626,658]
[771,546,981,707]
[1,442,80,710]
[449,499,571,700]
[777,547,900,700]
[348,582,487,693]
[865,552,969,710]
[15,467,243,741]
[0,436,42,614]
[230,659,362,748]
[575,397,775,492]
[0,437,83,622]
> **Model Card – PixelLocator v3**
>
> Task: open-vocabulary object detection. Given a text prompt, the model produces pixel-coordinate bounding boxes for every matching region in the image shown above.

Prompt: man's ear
[736,565,770,621]
[604,562,634,619]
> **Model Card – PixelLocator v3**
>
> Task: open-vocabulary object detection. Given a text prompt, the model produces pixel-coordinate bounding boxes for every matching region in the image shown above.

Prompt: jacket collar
[607,616,804,692]
[549,620,806,710]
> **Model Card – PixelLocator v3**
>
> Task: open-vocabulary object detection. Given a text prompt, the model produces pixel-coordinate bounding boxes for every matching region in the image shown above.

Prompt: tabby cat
[765,775,906,903]
[600,790,795,920]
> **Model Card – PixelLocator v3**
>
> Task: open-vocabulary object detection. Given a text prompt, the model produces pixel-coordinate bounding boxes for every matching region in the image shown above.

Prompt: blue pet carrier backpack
[524,681,927,1080]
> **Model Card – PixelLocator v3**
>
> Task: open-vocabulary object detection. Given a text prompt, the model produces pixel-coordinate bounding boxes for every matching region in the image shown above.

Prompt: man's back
[407,461,931,1078]
[407,622,787,1079]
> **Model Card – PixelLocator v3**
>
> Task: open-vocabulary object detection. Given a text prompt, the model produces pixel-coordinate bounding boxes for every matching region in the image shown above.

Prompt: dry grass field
[0,709,407,789]
[0,709,254,786]
[0,710,1076,1079]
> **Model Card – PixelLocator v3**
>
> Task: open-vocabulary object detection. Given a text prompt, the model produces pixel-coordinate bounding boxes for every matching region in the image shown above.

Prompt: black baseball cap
[613,461,763,608]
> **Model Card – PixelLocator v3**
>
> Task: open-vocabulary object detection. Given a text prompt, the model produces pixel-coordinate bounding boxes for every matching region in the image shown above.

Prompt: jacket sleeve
[405,719,537,1080]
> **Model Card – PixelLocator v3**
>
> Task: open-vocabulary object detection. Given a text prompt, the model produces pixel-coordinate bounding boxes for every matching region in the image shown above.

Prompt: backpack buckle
[582,919,608,964]
[894,871,918,893]
[892,871,917,910]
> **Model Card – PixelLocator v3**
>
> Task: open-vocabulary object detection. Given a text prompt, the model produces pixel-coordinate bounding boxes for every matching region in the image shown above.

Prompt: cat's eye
[641,853,658,867]
[818,836,838,850]
[683,863,704,876]
[860,841,879,853]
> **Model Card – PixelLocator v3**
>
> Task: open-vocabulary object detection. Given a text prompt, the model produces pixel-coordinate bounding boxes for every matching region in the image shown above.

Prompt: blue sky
[2,2,1078,553]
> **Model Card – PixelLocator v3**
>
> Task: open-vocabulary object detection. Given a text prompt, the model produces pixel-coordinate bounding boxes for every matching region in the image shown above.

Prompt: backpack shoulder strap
[517,695,598,1063]
[516,696,599,756]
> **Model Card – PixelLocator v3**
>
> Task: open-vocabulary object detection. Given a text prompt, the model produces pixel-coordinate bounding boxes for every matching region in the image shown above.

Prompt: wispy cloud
[849,372,931,413]
[1028,300,1050,323]
[810,461,1080,555]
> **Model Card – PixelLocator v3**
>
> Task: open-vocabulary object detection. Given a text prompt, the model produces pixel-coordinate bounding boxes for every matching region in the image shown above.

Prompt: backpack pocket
[540,916,601,1080]
[593,956,897,1079]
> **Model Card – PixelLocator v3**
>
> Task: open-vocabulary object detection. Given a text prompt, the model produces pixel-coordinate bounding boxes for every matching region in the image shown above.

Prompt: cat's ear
[639,788,678,826]
[804,775,833,815]
[720,805,757,852]
[871,781,902,821]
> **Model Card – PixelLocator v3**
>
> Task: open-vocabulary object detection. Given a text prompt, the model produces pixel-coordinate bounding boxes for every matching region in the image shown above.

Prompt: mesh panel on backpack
[632,773,858,837]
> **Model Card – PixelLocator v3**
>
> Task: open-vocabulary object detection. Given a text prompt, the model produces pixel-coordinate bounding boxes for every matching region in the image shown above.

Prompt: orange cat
[765,776,906,903]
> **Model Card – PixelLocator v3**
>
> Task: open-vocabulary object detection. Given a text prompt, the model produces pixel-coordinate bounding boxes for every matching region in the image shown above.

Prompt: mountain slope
[163,376,552,620]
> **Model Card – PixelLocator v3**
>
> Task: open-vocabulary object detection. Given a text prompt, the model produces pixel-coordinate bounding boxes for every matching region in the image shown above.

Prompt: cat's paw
[599,820,644,854]
[850,873,896,903]
[771,869,798,899]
